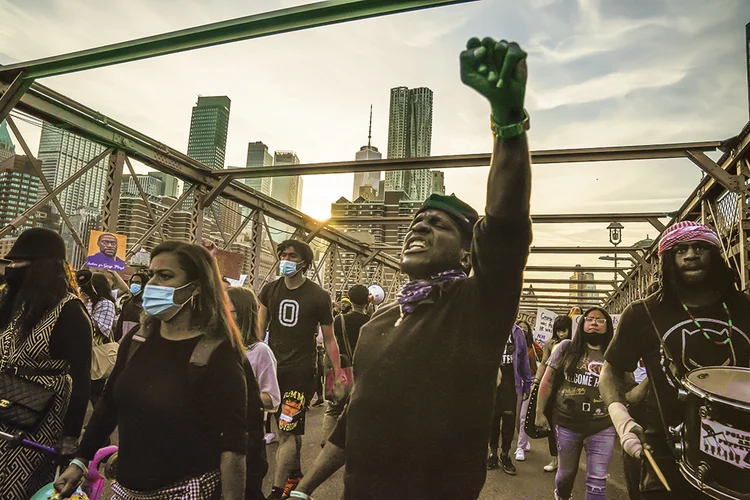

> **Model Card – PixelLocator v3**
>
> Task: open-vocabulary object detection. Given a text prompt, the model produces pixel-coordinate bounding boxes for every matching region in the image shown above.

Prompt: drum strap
[640,299,684,460]
[641,300,685,382]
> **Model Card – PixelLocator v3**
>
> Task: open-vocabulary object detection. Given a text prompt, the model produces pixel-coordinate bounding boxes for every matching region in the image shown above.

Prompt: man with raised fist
[292,37,533,500]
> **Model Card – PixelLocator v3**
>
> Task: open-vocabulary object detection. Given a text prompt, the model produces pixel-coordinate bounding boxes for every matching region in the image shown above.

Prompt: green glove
[460,37,527,129]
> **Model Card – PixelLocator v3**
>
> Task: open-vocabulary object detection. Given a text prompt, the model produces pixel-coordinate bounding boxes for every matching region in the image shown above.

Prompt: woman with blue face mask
[55,241,248,500]
[112,271,149,343]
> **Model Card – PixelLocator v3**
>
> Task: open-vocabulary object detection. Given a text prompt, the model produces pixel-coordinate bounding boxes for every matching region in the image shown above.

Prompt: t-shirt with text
[500,332,516,388]
[605,294,750,438]
[259,278,333,370]
[548,339,611,435]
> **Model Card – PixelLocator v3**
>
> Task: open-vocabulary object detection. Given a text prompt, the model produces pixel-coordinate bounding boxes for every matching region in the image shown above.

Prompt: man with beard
[290,36,532,500]
[601,221,750,499]
[86,232,126,271]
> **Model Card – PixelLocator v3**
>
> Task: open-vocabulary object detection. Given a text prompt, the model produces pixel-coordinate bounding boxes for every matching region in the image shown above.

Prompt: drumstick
[643,448,671,492]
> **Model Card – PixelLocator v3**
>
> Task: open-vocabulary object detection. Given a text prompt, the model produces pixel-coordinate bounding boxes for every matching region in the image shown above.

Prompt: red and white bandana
[657,221,720,256]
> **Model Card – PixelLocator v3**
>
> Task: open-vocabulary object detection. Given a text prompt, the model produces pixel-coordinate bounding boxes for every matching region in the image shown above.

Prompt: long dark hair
[518,320,533,348]
[227,287,262,348]
[659,246,737,305]
[82,272,114,308]
[0,258,76,341]
[142,241,244,357]
[560,306,614,378]
[552,315,573,343]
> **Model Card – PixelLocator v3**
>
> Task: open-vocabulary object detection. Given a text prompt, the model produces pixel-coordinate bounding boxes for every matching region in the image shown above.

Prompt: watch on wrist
[491,110,530,139]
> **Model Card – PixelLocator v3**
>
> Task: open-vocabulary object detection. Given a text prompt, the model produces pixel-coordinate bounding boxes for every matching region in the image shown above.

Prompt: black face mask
[583,332,606,346]
[4,267,29,291]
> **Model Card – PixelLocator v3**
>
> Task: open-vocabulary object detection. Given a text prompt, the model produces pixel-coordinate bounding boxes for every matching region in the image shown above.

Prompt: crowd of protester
[0,35,744,500]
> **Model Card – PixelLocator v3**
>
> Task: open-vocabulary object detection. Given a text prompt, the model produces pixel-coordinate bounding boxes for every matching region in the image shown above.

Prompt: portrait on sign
[86,230,127,271]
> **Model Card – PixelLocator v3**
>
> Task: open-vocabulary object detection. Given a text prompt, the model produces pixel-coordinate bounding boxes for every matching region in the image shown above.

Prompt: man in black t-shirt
[292,37,532,500]
[259,239,347,500]
[320,284,371,447]
[601,221,750,499]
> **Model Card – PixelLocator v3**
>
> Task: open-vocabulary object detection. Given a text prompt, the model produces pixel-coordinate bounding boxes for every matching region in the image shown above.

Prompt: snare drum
[677,366,750,500]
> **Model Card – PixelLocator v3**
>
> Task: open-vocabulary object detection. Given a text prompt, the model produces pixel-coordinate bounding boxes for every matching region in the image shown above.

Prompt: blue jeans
[555,424,616,500]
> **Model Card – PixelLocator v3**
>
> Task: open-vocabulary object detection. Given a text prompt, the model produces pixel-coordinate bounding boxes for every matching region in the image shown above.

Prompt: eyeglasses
[584,317,607,326]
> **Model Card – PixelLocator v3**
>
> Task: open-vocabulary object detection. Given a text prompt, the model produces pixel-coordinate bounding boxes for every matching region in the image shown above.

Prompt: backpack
[125,326,266,497]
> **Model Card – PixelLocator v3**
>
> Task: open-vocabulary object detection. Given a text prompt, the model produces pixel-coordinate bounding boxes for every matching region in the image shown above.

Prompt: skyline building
[0,155,41,236]
[353,106,382,201]
[245,141,273,196]
[271,151,303,210]
[121,173,164,198]
[180,96,240,234]
[384,86,436,201]
[186,96,231,171]
[569,264,597,302]
[0,121,15,163]
[431,170,445,196]
[148,171,179,198]
[37,122,109,215]
[61,205,100,269]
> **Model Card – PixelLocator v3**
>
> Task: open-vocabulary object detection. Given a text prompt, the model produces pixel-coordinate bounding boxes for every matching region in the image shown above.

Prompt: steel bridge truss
[0,0,748,310]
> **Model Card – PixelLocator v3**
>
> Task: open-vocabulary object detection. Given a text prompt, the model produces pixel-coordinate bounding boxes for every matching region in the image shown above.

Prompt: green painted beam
[0,0,476,81]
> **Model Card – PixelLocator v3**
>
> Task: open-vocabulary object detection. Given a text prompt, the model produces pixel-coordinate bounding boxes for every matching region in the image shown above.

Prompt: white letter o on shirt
[279,299,299,327]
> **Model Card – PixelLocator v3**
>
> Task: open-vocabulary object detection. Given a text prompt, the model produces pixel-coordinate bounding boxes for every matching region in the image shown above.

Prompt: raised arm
[106,269,129,296]
[460,38,531,221]
[460,38,532,317]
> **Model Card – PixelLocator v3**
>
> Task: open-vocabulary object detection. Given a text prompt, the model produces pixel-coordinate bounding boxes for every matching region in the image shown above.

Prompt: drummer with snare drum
[601,221,750,499]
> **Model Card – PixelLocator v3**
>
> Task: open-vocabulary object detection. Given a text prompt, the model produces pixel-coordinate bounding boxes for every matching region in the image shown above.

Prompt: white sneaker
[525,441,531,451]
[515,448,526,461]
[264,432,277,444]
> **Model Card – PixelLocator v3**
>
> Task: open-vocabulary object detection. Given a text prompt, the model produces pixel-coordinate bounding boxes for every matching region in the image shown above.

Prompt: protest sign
[86,231,127,272]
[534,308,558,347]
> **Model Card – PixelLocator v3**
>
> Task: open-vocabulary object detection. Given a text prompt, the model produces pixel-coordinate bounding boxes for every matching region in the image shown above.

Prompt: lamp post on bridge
[607,222,624,282]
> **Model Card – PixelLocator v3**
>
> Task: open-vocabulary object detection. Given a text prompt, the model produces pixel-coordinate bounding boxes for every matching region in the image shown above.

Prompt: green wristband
[491,110,530,139]
[290,492,311,499]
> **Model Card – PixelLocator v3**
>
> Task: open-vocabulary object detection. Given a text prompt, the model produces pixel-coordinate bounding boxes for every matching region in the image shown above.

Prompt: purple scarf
[397,269,467,315]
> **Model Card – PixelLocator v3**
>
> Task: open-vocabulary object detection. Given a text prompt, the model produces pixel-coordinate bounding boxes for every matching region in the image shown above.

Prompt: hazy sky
[2,0,749,290]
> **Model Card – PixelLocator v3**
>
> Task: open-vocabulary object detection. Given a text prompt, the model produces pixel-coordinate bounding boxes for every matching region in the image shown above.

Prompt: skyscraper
[0,155,41,235]
[431,170,445,196]
[384,86,436,201]
[38,122,109,215]
[186,96,231,171]
[271,151,303,210]
[245,141,273,196]
[61,205,100,269]
[148,171,179,198]
[122,173,164,198]
[353,106,382,201]
[569,264,597,302]
[0,121,15,163]
[180,96,239,234]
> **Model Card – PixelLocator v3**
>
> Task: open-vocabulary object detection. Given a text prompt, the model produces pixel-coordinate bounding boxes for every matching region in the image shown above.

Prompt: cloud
[1,0,747,280]
[530,67,687,110]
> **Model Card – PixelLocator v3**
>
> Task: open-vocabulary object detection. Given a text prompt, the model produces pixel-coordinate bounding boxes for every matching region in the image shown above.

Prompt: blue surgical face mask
[142,282,196,321]
[279,260,298,277]
[129,283,142,296]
